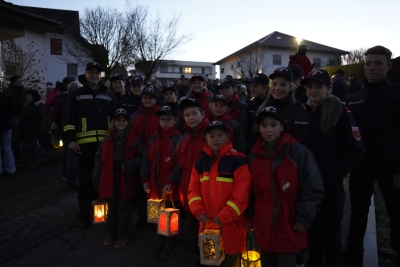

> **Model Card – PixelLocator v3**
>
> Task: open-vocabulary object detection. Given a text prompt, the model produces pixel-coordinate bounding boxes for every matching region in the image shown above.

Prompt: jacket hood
[157,126,181,138]
[189,89,213,99]
[201,142,235,157]
[139,103,160,115]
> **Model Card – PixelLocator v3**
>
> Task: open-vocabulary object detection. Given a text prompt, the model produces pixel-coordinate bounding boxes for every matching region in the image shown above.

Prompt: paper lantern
[147,198,164,223]
[157,208,180,236]
[199,229,225,266]
[241,251,261,267]
[92,199,108,224]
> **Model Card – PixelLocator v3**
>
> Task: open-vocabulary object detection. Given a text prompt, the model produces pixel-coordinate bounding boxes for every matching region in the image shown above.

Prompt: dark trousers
[262,251,296,267]
[105,170,132,238]
[66,149,78,189]
[14,136,38,164]
[77,144,98,221]
[186,211,200,254]
[156,200,180,249]
[221,253,241,267]
[135,177,147,223]
[347,159,400,257]
[307,188,345,267]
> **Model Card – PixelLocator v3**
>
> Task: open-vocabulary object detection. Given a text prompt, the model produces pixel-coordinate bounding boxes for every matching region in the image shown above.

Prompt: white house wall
[154,60,216,80]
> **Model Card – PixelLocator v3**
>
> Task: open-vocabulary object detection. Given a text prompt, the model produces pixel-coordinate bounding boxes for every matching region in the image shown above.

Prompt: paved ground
[0,150,378,267]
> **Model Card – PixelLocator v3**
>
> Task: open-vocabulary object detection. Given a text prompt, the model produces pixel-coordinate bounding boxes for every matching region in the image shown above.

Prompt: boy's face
[251,83,268,99]
[141,94,157,108]
[131,84,144,95]
[210,101,227,118]
[113,80,125,93]
[183,106,204,129]
[270,76,292,100]
[205,128,229,154]
[259,116,283,144]
[164,90,177,103]
[219,86,235,101]
[364,54,392,83]
[158,114,176,129]
[191,79,204,93]
[305,80,332,106]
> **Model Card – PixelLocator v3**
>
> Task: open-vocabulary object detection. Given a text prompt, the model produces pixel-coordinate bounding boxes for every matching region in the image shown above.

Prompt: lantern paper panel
[199,229,225,266]
[241,251,262,267]
[157,208,180,236]
[92,200,108,224]
[147,198,164,223]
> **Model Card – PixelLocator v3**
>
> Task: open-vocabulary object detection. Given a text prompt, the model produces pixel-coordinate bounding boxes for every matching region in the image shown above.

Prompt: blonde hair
[319,95,342,132]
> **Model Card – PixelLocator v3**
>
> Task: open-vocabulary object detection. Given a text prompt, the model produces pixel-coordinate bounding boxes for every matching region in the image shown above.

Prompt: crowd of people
[0,45,399,267]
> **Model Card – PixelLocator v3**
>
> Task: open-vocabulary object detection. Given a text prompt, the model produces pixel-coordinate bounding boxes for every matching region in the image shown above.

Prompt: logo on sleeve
[351,126,361,141]
[282,181,291,191]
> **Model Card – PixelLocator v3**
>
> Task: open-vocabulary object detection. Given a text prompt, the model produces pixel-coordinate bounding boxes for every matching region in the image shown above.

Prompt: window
[160,66,168,73]
[201,68,205,74]
[221,68,224,74]
[168,66,175,73]
[184,67,192,74]
[67,63,77,76]
[50,38,62,55]
[313,58,321,68]
[179,67,183,73]
[273,55,281,65]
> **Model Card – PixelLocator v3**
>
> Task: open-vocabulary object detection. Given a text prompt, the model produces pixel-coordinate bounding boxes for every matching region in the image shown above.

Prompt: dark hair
[10,75,21,83]
[364,45,392,63]
[26,89,41,102]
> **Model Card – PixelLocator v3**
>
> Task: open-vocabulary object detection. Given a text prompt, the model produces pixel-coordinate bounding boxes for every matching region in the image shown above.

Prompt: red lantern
[158,206,180,236]
[147,198,164,223]
[199,229,225,266]
[92,199,108,224]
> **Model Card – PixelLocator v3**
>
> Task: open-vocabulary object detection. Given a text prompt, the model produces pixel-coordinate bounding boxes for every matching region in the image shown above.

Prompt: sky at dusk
[8,0,400,63]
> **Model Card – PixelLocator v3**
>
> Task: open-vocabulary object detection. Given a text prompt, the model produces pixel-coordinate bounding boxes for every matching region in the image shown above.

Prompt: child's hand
[198,214,209,223]
[162,184,173,194]
[293,222,306,233]
[143,183,150,193]
[213,216,222,227]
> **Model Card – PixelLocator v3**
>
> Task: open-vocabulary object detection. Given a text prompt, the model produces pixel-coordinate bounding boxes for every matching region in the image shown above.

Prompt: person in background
[120,75,144,116]
[238,84,248,103]
[178,78,190,99]
[288,64,307,104]
[348,73,360,94]
[289,44,313,77]
[187,74,213,118]
[331,69,349,102]
[110,74,129,105]
[162,83,183,133]
[93,108,143,249]
[0,91,16,177]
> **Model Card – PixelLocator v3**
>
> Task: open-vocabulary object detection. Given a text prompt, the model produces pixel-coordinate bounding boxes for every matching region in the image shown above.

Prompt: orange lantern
[157,208,180,236]
[147,198,164,223]
[199,229,225,266]
[92,199,108,224]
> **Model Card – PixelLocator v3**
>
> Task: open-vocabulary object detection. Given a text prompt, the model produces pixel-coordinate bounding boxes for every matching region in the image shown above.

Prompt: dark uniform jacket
[120,93,141,117]
[332,77,349,102]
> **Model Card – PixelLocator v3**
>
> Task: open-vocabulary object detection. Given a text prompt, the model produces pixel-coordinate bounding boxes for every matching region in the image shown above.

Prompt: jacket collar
[251,132,297,157]
[202,142,234,158]
[184,118,210,134]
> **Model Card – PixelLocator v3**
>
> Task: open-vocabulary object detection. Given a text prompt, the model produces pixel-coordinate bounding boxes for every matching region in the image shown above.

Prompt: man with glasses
[64,62,116,230]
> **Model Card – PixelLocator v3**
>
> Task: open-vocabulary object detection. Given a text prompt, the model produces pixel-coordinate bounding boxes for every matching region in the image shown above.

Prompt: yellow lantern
[92,199,108,224]
[199,229,225,266]
[147,198,164,223]
[157,208,180,236]
[241,233,262,267]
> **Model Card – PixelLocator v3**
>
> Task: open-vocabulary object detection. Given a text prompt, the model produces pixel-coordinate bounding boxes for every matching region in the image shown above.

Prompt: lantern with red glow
[92,199,108,224]
[147,198,163,223]
[157,207,180,236]
[199,229,225,266]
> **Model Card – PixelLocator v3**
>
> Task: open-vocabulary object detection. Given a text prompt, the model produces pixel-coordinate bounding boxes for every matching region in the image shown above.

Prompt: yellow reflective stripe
[189,196,203,206]
[82,118,87,132]
[98,130,109,135]
[227,200,241,216]
[76,130,108,138]
[200,176,210,182]
[63,125,75,131]
[216,177,233,182]
[77,136,106,144]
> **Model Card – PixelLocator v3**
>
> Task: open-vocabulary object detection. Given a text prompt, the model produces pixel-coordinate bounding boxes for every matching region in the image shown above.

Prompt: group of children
[91,67,364,267]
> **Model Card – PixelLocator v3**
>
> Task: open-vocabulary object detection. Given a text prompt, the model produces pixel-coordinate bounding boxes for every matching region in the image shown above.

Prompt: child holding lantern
[92,108,143,248]
[140,105,183,259]
[188,120,252,267]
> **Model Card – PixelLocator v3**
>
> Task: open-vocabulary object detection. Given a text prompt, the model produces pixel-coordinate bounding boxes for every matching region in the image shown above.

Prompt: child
[164,98,209,255]
[187,74,213,118]
[293,69,364,267]
[208,94,246,153]
[188,121,252,267]
[162,83,183,133]
[92,108,143,248]
[141,105,183,259]
[246,106,324,267]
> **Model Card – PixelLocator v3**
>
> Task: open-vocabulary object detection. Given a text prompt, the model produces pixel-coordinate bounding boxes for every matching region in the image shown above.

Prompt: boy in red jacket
[164,98,209,255]
[141,105,183,259]
[188,121,252,267]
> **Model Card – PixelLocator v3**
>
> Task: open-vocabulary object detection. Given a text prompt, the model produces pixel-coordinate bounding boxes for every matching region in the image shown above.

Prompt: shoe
[151,245,164,258]
[104,235,114,246]
[77,218,90,230]
[114,238,129,248]
[159,246,178,259]
[135,220,147,230]
[26,164,38,170]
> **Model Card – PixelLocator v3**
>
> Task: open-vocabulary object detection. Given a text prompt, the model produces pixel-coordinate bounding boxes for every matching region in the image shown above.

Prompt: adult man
[0,91,16,177]
[288,44,312,77]
[6,75,25,126]
[120,75,144,116]
[63,62,116,229]
[348,73,360,94]
[331,69,349,102]
[344,46,400,267]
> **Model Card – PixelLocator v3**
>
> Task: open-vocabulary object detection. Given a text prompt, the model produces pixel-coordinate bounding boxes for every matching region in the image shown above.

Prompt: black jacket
[332,77,349,102]
[4,85,26,116]
[18,102,43,137]
[119,93,141,117]
[346,78,400,173]
[245,96,267,154]
[0,92,13,131]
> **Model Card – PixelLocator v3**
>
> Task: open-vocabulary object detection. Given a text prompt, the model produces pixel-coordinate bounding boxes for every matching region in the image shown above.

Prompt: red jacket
[188,143,252,254]
[247,133,323,253]
[130,104,160,146]
[92,129,143,199]
[228,93,247,126]
[189,89,213,118]
[167,118,210,211]
[288,54,313,76]
[141,127,182,201]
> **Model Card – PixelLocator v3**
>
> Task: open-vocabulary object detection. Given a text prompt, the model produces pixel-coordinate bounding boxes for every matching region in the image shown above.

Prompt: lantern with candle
[92,199,108,224]
[199,229,225,266]
[157,197,180,236]
[241,232,261,267]
[147,198,163,223]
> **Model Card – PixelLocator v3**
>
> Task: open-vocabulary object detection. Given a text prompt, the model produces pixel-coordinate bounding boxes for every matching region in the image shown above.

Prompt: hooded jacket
[247,133,324,253]
[130,104,160,146]
[188,142,252,254]
[141,126,182,201]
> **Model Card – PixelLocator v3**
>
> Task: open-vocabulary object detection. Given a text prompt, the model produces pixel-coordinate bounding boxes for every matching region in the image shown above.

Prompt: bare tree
[235,46,268,79]
[342,48,366,65]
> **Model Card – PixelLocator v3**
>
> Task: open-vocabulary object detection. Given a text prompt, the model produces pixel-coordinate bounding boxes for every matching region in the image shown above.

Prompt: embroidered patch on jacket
[165,157,171,163]
[351,126,361,141]
[282,181,291,191]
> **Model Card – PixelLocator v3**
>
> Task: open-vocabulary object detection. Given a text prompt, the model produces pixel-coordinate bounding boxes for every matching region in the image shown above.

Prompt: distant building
[214,31,348,79]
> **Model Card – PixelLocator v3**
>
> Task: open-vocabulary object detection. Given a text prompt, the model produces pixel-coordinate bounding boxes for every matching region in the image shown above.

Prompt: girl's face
[270,76,292,99]
[26,93,33,102]
[158,114,176,129]
[305,81,332,107]
[219,86,235,101]
[210,101,227,118]
[205,128,230,155]
[191,79,205,93]
[183,107,204,129]
[259,116,284,144]
[141,94,157,108]
[114,116,128,132]
[163,90,177,103]
[113,80,125,93]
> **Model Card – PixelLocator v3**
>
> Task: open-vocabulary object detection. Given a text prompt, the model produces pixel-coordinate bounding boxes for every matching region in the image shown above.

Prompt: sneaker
[104,235,114,246]
[114,238,129,248]
[151,245,164,258]
[159,246,178,259]
[26,164,38,170]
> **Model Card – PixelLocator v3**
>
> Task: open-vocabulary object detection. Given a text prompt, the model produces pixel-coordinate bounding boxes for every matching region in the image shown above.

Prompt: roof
[214,31,349,65]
